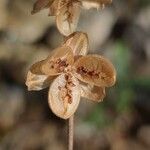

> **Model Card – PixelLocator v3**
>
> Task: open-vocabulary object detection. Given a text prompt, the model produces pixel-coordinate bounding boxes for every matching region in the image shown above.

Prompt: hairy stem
[68,115,74,150]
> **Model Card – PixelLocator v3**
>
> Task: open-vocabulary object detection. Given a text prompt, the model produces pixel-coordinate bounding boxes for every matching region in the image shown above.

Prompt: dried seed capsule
[80,82,106,102]
[48,73,80,119]
[26,60,54,91]
[63,32,89,55]
[56,1,80,36]
[42,46,74,75]
[74,55,116,87]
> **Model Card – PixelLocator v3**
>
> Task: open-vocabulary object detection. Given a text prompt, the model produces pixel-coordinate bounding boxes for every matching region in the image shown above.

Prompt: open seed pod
[26,60,54,91]
[63,32,89,55]
[48,73,80,119]
[42,46,74,75]
[56,1,81,36]
[74,55,116,87]
[80,82,106,102]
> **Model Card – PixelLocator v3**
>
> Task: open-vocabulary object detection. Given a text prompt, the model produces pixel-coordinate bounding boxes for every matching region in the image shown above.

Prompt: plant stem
[68,115,74,150]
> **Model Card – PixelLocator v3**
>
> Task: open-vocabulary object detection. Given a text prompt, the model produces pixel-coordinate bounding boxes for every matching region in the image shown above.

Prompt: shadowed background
[0,0,150,150]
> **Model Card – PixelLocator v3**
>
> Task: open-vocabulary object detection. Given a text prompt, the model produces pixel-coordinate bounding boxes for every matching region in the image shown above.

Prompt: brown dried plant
[31,0,112,35]
[27,1,115,149]
[26,32,116,119]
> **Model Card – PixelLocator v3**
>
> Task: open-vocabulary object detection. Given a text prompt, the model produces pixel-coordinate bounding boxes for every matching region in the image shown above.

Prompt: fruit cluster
[26,0,116,119]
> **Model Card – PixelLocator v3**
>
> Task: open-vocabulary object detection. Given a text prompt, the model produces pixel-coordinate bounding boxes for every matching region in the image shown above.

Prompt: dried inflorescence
[26,32,116,119]
[31,0,112,35]
[74,55,116,87]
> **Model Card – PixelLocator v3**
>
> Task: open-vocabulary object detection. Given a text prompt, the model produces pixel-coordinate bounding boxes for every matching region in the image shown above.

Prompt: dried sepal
[74,55,116,87]
[42,46,74,75]
[80,82,106,102]
[31,0,54,14]
[63,32,89,55]
[48,73,80,119]
[56,1,80,36]
[26,60,54,91]
[81,0,112,9]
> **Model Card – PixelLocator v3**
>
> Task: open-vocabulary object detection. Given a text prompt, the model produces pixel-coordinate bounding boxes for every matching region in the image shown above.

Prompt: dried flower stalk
[26,1,115,149]
[68,115,74,150]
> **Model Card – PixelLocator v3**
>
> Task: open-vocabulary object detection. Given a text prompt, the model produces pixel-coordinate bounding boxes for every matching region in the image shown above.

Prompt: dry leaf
[80,82,106,102]
[56,1,80,36]
[26,60,54,91]
[74,55,116,87]
[48,73,80,119]
[63,32,89,55]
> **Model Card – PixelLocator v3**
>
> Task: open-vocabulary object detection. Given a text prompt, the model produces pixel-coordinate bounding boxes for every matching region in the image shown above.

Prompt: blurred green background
[0,0,150,150]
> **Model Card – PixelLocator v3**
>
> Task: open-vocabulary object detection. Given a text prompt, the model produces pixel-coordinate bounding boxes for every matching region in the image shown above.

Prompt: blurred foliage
[139,0,150,7]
